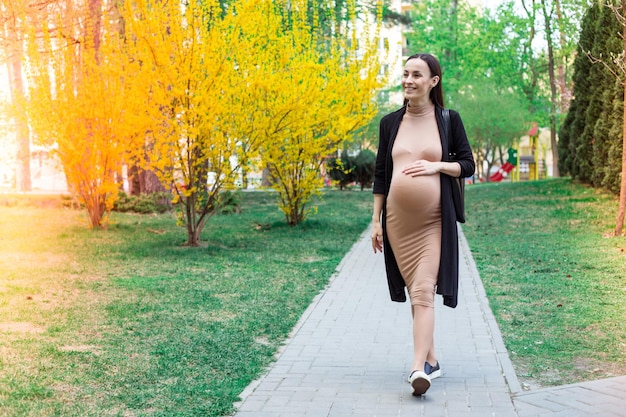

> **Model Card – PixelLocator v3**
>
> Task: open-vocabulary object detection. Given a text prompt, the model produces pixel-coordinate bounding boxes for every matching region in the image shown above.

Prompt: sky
[482,0,503,9]
[481,0,523,13]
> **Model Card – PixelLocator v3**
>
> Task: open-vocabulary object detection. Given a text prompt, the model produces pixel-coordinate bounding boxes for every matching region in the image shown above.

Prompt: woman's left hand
[371,222,383,253]
[402,160,441,177]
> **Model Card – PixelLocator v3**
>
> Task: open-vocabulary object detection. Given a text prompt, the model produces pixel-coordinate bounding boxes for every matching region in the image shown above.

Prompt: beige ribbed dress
[386,105,442,307]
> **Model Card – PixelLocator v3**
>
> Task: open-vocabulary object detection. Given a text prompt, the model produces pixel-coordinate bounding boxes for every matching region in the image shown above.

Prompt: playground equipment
[490,148,517,182]
[490,122,549,182]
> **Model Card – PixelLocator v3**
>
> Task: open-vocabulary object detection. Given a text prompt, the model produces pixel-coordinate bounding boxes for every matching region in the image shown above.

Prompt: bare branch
[605,0,626,26]
[584,49,625,84]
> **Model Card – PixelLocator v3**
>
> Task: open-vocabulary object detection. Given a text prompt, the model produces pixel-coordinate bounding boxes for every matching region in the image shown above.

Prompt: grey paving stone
[230,225,626,417]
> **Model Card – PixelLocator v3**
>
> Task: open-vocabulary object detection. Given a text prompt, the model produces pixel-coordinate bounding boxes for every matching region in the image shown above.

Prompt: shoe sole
[428,369,441,380]
[411,376,431,396]
[408,369,442,383]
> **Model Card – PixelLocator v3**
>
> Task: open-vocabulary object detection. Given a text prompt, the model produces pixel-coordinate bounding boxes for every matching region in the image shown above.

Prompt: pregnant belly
[388,172,440,213]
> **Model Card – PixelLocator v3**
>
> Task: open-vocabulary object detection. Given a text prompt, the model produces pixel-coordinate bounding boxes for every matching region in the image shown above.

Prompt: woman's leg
[426,326,438,366]
[412,304,438,365]
[410,304,435,372]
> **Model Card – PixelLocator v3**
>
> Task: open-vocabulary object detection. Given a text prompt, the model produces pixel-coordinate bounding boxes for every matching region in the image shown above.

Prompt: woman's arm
[373,117,390,195]
[402,160,461,177]
[372,193,385,253]
[372,114,391,254]
[450,110,475,178]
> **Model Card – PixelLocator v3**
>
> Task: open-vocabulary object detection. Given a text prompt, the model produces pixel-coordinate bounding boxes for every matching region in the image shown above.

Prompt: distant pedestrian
[371,53,475,396]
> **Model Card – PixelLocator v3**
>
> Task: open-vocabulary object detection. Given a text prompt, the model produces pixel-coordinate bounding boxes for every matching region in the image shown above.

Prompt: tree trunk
[261,166,273,186]
[241,162,249,189]
[5,9,31,191]
[554,0,571,113]
[184,194,199,246]
[616,80,626,235]
[541,0,560,177]
[88,0,102,57]
[183,192,212,247]
[81,186,106,228]
[9,54,30,192]
[186,227,201,246]
[615,0,626,236]
[128,165,142,195]
[520,0,538,105]
[444,0,458,75]
[129,166,166,195]
[142,170,166,193]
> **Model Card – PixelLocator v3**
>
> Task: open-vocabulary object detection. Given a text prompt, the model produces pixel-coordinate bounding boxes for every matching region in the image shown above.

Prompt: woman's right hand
[371,222,383,253]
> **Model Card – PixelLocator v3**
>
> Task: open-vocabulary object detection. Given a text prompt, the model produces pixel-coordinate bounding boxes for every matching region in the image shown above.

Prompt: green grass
[463,178,626,388]
[0,190,372,417]
[3,178,625,414]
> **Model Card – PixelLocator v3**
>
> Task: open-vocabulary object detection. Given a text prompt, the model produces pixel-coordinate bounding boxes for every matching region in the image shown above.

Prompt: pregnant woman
[371,53,475,396]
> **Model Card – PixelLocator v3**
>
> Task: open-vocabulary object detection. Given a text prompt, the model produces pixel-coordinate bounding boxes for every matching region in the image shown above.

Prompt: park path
[231,225,626,417]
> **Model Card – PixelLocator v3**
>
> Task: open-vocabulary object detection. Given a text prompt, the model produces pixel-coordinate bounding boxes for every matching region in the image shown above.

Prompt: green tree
[353,149,376,190]
[520,0,590,177]
[558,2,599,178]
[540,0,561,176]
[327,154,356,190]
[556,1,626,234]
[406,0,532,177]
[455,80,530,181]
[578,2,618,183]
[590,2,622,188]
[595,78,624,194]
[327,149,375,190]
[407,0,533,103]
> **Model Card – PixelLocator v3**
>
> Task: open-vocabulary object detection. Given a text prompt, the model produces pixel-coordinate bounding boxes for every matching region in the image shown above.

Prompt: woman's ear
[432,76,440,87]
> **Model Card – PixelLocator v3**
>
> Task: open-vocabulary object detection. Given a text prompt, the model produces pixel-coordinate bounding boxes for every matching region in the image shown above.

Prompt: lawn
[2,178,625,416]
[463,178,626,389]
[0,190,373,417]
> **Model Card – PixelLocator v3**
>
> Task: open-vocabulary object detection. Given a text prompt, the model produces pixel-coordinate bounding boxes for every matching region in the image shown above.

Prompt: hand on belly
[402,159,441,177]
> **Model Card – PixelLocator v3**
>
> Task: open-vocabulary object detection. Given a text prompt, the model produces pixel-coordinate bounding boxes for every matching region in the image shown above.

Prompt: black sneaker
[424,361,441,379]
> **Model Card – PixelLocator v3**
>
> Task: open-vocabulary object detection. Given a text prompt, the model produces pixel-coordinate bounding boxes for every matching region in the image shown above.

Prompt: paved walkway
[232,226,626,417]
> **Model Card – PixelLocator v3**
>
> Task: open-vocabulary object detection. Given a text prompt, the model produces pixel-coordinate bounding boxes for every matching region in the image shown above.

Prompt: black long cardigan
[373,105,475,308]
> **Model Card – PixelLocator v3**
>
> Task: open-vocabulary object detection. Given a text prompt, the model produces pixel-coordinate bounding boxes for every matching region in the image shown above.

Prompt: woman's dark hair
[404,53,444,108]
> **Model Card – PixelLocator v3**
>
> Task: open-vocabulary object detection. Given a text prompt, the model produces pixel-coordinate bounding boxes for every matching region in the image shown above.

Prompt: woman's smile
[402,58,438,106]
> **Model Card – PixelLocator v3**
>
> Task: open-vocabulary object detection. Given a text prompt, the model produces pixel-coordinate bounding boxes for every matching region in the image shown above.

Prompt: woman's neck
[406,100,434,115]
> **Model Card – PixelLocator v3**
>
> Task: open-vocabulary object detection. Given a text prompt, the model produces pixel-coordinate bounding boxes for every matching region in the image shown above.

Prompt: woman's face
[402,58,439,104]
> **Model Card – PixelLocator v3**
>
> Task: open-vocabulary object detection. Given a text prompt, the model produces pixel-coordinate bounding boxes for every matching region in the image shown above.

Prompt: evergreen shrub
[114,191,172,214]
[327,149,375,190]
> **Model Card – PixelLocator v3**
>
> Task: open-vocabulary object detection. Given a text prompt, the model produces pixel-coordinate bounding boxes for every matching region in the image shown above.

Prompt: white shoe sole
[429,369,442,380]
[407,368,442,383]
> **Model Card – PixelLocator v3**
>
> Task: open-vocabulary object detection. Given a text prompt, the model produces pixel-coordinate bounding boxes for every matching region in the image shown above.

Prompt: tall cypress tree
[578,2,611,183]
[591,1,622,188]
[558,92,576,174]
[559,2,599,179]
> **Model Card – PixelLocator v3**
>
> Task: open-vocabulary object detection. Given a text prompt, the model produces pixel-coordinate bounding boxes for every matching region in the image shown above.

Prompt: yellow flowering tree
[125,0,383,242]
[24,0,147,228]
[239,0,384,225]
[0,0,32,191]
[20,0,383,238]
[122,0,264,246]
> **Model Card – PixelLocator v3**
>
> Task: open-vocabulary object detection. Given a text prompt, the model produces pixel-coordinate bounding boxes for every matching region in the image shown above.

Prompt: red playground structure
[489,161,515,182]
[489,147,518,182]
